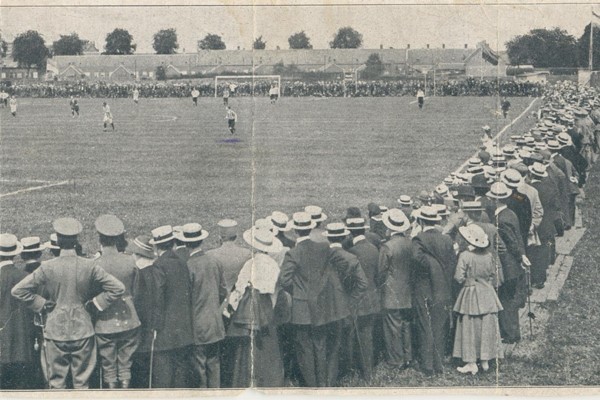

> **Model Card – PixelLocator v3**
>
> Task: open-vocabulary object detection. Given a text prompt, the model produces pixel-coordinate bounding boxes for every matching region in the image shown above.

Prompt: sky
[1,0,598,54]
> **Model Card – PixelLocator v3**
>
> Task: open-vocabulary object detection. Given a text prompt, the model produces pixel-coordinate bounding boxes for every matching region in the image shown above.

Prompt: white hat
[243,227,283,253]
[20,236,46,253]
[501,168,523,189]
[305,205,327,223]
[397,195,414,207]
[270,211,291,232]
[417,206,442,222]
[458,224,489,249]
[432,203,450,217]
[175,223,209,242]
[0,234,23,257]
[529,162,548,178]
[346,217,368,230]
[44,233,59,250]
[149,225,175,244]
[322,222,350,238]
[254,218,274,231]
[486,182,512,199]
[290,212,316,230]
[382,209,411,232]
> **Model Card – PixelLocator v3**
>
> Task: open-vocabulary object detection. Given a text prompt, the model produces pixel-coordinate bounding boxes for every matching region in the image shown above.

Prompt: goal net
[214,75,281,98]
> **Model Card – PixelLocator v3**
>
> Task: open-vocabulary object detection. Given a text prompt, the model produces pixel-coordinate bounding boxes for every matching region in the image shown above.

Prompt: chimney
[237,46,240,50]
[380,44,383,49]
[407,44,410,49]
[465,44,468,49]
[426,44,430,49]
[442,44,445,49]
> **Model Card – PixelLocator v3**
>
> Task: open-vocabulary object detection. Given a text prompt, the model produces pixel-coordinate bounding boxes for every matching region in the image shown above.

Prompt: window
[1,73,5,78]
[33,72,38,78]
[149,71,154,78]
[142,71,148,77]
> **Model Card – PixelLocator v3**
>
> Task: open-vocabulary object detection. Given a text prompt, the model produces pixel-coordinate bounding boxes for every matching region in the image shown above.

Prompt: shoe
[457,363,478,375]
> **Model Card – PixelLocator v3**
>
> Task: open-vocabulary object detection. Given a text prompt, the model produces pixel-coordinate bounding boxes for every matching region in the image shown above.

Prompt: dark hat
[454,185,476,199]
[367,203,383,221]
[126,235,154,259]
[471,173,491,189]
[344,207,362,221]
[94,214,125,237]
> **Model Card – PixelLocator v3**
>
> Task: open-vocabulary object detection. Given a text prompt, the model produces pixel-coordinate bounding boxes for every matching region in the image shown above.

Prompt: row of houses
[2,41,508,82]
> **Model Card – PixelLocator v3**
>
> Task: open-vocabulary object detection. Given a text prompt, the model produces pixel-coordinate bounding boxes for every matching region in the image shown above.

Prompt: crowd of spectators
[1,77,543,99]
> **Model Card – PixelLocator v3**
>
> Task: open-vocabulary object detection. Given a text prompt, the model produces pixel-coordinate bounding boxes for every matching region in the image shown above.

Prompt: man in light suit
[279,214,367,387]
[12,218,125,389]
[93,214,141,389]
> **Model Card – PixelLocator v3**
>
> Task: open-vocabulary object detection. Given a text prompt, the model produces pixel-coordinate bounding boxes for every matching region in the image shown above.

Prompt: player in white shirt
[225,106,237,134]
[223,88,230,106]
[70,96,80,118]
[191,87,200,106]
[416,88,425,109]
[0,90,9,107]
[269,84,279,104]
[132,88,140,104]
[9,96,17,117]
[102,102,115,132]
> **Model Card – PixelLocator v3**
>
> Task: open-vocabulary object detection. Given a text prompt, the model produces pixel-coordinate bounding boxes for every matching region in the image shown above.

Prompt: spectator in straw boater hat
[411,206,457,376]
[344,217,380,381]
[305,205,328,244]
[270,211,295,249]
[147,225,194,388]
[44,233,60,257]
[501,169,533,248]
[397,195,414,221]
[378,209,413,371]
[93,214,141,389]
[0,233,36,390]
[20,236,45,274]
[12,218,126,389]
[172,225,190,262]
[178,223,226,389]
[548,139,580,227]
[226,227,283,387]
[485,183,529,345]
[366,203,387,249]
[557,131,588,187]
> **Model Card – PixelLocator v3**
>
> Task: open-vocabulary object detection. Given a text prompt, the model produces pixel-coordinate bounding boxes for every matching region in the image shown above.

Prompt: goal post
[214,75,281,98]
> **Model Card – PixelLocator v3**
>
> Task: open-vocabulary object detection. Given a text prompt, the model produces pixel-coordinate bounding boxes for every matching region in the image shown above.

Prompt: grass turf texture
[1,96,533,253]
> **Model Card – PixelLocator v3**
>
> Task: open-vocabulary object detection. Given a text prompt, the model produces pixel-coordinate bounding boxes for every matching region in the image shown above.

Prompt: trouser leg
[294,325,317,387]
[96,334,118,385]
[325,321,342,387]
[116,328,140,383]
[356,315,374,380]
[67,337,97,389]
[44,339,71,389]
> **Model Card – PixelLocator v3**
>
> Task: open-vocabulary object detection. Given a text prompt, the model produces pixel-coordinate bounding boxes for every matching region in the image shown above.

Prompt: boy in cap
[365,203,387,249]
[0,234,36,389]
[12,218,126,389]
[179,223,226,388]
[93,214,141,389]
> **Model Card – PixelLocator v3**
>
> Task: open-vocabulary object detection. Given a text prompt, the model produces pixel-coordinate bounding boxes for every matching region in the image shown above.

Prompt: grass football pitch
[1,95,535,252]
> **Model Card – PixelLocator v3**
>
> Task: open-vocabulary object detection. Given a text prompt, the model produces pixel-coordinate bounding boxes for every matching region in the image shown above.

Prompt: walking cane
[525,267,535,340]
[350,313,370,382]
[148,329,157,389]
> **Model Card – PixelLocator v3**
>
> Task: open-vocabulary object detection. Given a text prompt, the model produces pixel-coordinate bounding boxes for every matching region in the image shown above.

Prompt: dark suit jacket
[531,178,561,241]
[347,238,381,316]
[547,163,571,226]
[377,234,413,310]
[187,249,227,345]
[12,249,125,341]
[412,229,457,308]
[505,189,532,247]
[279,240,367,326]
[93,247,141,334]
[151,250,194,351]
[494,207,526,282]
[1,262,35,364]
[207,241,251,293]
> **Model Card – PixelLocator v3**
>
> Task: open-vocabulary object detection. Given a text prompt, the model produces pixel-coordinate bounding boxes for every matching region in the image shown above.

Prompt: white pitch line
[0,178,56,184]
[452,97,539,176]
[0,180,70,198]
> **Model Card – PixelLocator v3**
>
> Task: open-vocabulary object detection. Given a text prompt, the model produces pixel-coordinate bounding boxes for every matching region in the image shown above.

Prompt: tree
[0,38,7,58]
[104,28,136,55]
[363,53,385,79]
[52,33,85,56]
[253,36,266,50]
[288,31,312,49]
[153,28,179,54]
[12,30,49,73]
[330,27,363,49]
[578,23,600,70]
[505,28,578,69]
[198,34,226,50]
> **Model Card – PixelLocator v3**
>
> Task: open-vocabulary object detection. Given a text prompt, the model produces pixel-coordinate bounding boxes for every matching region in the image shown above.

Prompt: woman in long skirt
[224,227,285,387]
[453,224,503,375]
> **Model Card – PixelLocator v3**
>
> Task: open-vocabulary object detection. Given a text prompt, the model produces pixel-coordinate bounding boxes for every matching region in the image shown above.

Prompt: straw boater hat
[216,219,239,239]
[529,162,549,179]
[290,212,316,230]
[460,200,485,212]
[435,184,449,196]
[126,235,155,259]
[382,209,411,232]
[486,182,512,199]
[44,233,59,250]
[243,227,283,253]
[546,139,563,151]
[468,157,482,167]
[501,168,523,189]
[0,234,23,257]
[254,218,274,231]
[270,211,292,232]
[432,203,450,217]
[417,206,442,222]
[20,237,45,253]
[149,225,175,245]
[458,224,489,249]
[304,205,327,223]
[175,223,209,242]
[322,222,350,238]
[397,195,413,207]
[346,217,368,231]
[556,132,572,147]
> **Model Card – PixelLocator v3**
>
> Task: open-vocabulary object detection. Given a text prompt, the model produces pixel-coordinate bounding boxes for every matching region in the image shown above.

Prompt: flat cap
[53,217,83,236]
[94,214,125,237]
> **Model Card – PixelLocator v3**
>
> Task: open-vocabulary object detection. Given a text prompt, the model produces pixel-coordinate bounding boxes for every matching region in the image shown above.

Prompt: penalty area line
[0,180,70,199]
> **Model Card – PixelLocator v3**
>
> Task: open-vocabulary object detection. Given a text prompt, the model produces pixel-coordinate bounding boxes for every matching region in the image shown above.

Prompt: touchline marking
[0,178,56,184]
[0,180,70,198]
[452,97,539,176]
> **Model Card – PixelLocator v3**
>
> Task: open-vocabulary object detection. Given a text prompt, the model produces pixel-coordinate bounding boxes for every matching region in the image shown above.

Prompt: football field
[0,95,536,251]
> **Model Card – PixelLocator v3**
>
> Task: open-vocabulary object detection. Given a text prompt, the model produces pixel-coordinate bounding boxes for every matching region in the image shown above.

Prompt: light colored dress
[452,249,504,363]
